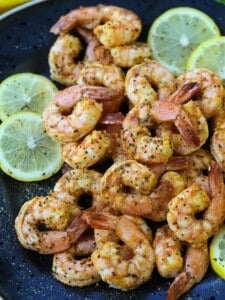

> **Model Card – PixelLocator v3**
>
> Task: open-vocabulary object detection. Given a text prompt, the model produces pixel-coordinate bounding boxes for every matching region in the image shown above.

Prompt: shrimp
[83,211,155,290]
[153,224,183,278]
[52,232,100,287]
[100,160,158,216]
[50,5,142,48]
[42,98,103,143]
[48,34,83,86]
[122,102,173,164]
[176,69,224,118]
[167,161,225,243]
[77,27,151,68]
[151,82,204,148]
[125,59,176,106]
[61,130,111,169]
[167,241,209,300]
[15,196,77,254]
[52,168,103,211]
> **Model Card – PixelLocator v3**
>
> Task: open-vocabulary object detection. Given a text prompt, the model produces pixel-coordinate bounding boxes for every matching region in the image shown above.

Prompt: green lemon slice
[0,112,63,182]
[187,37,225,83]
[147,7,220,75]
[0,73,57,121]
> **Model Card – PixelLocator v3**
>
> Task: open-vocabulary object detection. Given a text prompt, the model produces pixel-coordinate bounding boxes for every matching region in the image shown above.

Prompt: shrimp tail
[82,210,117,230]
[67,213,90,243]
[166,271,193,300]
[208,160,224,199]
[175,109,200,147]
[170,82,200,105]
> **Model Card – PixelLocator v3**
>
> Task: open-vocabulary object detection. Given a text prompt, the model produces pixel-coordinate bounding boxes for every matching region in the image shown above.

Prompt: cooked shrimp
[77,27,151,67]
[153,224,183,278]
[42,98,103,142]
[151,82,202,148]
[167,161,225,243]
[61,130,111,169]
[83,211,155,290]
[52,168,103,211]
[15,196,77,254]
[48,34,83,86]
[50,5,142,48]
[167,241,209,300]
[100,160,158,216]
[52,241,100,286]
[147,171,185,222]
[125,59,176,106]
[122,102,173,164]
[176,69,224,118]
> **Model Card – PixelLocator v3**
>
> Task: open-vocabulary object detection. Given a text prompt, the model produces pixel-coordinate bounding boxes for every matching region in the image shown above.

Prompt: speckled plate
[1,0,225,299]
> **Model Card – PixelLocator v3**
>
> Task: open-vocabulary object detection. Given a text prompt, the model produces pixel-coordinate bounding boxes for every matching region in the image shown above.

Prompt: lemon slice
[0,0,28,13]
[187,37,225,83]
[0,112,63,182]
[147,7,220,75]
[210,224,225,279]
[0,73,57,121]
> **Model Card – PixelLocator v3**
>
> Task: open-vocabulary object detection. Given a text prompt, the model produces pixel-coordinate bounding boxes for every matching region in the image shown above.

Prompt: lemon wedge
[210,224,225,279]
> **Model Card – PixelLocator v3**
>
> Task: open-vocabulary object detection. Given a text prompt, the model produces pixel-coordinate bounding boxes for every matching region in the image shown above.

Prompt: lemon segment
[0,73,58,121]
[147,7,220,76]
[0,112,63,182]
[210,224,225,280]
[187,37,225,83]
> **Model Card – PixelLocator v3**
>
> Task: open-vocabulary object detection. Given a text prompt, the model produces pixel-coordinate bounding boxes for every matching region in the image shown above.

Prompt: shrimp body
[100,160,158,216]
[15,196,75,254]
[153,224,183,278]
[167,242,209,300]
[61,130,111,169]
[52,243,100,287]
[83,211,155,290]
[42,98,103,142]
[176,69,224,118]
[77,62,125,92]
[109,43,151,68]
[125,59,176,106]
[48,34,83,86]
[51,5,142,48]
[167,162,225,243]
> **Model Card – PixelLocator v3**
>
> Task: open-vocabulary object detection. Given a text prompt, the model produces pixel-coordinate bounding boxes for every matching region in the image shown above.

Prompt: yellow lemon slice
[0,112,63,182]
[0,0,29,13]
[210,224,225,279]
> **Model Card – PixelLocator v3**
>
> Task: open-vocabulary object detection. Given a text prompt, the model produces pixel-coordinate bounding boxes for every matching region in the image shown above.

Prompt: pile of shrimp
[15,4,225,299]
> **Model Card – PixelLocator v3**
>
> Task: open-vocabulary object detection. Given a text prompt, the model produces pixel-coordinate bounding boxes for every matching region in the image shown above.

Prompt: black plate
[1,0,225,299]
